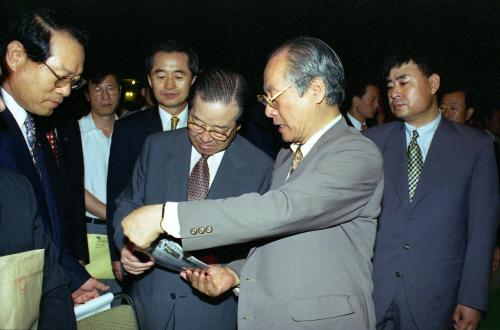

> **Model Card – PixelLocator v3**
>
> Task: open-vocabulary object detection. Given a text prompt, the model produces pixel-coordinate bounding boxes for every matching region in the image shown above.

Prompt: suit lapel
[385,122,411,211]
[410,119,456,209]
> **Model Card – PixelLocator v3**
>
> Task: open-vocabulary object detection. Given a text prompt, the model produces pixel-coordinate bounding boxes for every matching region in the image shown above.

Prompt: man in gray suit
[113,68,274,330]
[121,37,384,329]
[364,51,499,330]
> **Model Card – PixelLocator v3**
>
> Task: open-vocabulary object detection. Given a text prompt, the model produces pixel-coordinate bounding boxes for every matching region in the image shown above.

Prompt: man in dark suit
[0,9,107,304]
[106,40,199,278]
[364,51,499,330]
[113,68,273,330]
[0,166,76,329]
[343,78,381,130]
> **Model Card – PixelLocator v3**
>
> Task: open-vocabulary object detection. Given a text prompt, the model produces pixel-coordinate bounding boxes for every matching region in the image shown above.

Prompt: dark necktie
[170,116,180,130]
[407,130,423,202]
[188,155,210,201]
[24,114,41,176]
[46,129,60,167]
[290,146,303,175]
[361,123,368,131]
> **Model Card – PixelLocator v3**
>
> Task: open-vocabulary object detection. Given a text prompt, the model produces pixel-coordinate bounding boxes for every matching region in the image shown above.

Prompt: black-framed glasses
[89,85,120,96]
[187,121,238,141]
[256,76,306,109]
[43,62,83,90]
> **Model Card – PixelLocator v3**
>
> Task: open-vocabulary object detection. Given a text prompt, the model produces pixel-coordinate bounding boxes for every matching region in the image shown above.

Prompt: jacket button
[395,271,402,278]
[206,226,213,233]
[190,228,198,235]
[403,244,410,250]
[198,227,205,234]
[170,293,176,299]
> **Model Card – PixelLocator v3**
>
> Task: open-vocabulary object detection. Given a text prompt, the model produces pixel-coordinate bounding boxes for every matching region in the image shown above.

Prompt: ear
[466,107,475,121]
[147,75,152,88]
[84,90,90,102]
[428,73,440,95]
[190,75,197,86]
[352,96,360,107]
[308,77,326,104]
[5,41,27,72]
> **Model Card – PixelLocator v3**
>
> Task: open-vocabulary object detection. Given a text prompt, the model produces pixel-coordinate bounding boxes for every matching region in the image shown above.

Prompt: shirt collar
[1,87,28,130]
[290,114,342,157]
[346,112,364,130]
[158,104,189,130]
[79,112,97,134]
[404,112,442,139]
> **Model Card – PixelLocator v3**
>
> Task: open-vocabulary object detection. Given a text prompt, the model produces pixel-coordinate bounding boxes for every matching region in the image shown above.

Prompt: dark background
[1,0,500,116]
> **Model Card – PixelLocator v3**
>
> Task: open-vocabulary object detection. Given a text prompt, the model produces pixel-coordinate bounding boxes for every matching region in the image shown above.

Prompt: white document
[74,292,114,321]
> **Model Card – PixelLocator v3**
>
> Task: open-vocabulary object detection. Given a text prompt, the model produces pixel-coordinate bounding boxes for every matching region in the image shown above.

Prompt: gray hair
[270,36,345,105]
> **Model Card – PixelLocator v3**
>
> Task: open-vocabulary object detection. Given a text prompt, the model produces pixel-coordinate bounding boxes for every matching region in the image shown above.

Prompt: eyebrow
[387,74,409,83]
[191,113,230,130]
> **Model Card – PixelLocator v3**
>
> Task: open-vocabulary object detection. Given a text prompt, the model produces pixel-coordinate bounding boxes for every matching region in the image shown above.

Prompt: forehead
[364,85,380,96]
[441,91,466,104]
[151,51,190,71]
[191,96,239,122]
[263,52,289,91]
[387,62,425,80]
[46,31,85,74]
[89,74,118,86]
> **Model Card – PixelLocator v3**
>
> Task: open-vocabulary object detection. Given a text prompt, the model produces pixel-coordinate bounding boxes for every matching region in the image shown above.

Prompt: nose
[264,104,278,118]
[164,76,175,90]
[199,130,213,143]
[101,89,110,99]
[55,84,72,97]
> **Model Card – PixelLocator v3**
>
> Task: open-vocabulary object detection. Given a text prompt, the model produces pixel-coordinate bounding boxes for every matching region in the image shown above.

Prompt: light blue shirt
[79,112,115,218]
[158,105,188,131]
[404,113,442,162]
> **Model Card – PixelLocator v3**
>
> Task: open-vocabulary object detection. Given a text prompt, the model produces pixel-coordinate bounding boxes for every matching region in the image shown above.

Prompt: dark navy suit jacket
[0,109,89,291]
[113,128,274,330]
[365,118,499,329]
[106,107,162,261]
[0,166,76,329]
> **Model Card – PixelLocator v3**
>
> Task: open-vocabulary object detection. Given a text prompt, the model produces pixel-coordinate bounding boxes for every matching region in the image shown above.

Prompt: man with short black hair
[439,87,475,124]
[114,67,273,329]
[344,79,380,130]
[0,8,108,304]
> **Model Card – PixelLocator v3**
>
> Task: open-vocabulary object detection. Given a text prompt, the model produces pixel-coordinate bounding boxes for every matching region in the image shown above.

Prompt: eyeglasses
[187,121,237,141]
[43,62,83,90]
[257,77,306,109]
[89,85,120,96]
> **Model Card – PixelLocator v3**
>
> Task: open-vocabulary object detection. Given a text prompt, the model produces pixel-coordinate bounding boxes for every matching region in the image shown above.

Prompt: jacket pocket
[290,294,355,321]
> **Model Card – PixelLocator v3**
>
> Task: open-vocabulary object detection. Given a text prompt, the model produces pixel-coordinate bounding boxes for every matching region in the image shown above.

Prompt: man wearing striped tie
[364,51,499,330]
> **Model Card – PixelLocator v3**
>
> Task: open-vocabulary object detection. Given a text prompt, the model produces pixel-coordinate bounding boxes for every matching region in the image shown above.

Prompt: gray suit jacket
[178,119,384,330]
[114,128,273,330]
[365,119,500,330]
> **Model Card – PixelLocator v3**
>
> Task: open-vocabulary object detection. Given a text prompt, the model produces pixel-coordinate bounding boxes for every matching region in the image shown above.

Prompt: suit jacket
[0,108,89,291]
[177,119,384,330]
[364,119,500,330]
[0,166,76,329]
[107,107,162,261]
[113,128,274,330]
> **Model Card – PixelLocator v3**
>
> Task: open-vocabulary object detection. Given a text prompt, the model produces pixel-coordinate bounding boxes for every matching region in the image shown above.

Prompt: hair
[438,84,474,109]
[189,67,249,121]
[269,36,345,106]
[86,64,121,87]
[0,8,88,79]
[344,76,380,110]
[144,40,199,76]
[383,49,437,79]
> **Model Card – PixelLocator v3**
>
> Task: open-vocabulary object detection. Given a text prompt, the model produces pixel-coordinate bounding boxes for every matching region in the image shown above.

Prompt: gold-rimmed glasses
[257,77,306,109]
[43,62,83,90]
[187,121,238,141]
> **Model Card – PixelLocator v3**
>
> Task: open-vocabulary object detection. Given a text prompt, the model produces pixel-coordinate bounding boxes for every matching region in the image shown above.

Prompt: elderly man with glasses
[120,37,384,330]
[113,67,273,330]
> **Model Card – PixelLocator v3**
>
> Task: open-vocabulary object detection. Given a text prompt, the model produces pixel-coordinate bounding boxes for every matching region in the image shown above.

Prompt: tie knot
[411,129,419,141]
[291,146,303,172]
[24,114,35,131]
[171,116,180,130]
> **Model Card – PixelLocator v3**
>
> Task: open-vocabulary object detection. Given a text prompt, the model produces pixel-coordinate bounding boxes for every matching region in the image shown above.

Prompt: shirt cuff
[164,202,181,238]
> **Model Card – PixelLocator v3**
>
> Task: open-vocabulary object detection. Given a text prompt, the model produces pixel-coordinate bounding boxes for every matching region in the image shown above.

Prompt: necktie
[24,114,41,175]
[360,123,368,131]
[188,155,210,201]
[290,146,303,174]
[407,130,423,202]
[170,116,180,130]
[46,130,60,167]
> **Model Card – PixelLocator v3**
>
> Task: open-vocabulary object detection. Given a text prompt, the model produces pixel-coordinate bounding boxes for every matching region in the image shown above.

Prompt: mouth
[162,92,179,99]
[391,101,406,110]
[48,100,62,108]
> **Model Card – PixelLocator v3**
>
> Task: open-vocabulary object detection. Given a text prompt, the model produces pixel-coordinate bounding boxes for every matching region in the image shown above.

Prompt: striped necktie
[407,130,423,202]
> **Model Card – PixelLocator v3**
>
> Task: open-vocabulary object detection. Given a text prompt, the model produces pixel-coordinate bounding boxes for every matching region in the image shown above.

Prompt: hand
[492,247,500,272]
[112,260,124,281]
[120,245,154,275]
[180,265,240,297]
[452,304,481,330]
[72,278,110,305]
[122,204,164,249]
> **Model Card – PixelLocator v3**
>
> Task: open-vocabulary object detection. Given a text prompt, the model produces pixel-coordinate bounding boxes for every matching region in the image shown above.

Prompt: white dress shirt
[1,88,30,148]
[79,112,115,218]
[158,105,188,131]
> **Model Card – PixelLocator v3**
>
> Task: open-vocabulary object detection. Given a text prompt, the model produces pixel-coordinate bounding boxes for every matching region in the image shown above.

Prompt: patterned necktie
[46,130,60,167]
[170,116,180,130]
[290,146,303,175]
[407,130,423,202]
[188,155,210,201]
[24,114,40,175]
